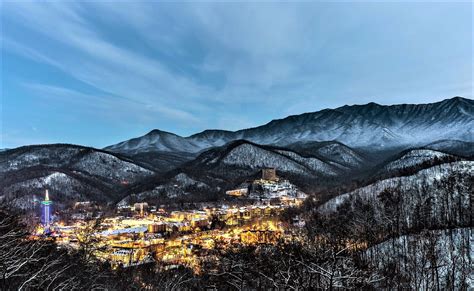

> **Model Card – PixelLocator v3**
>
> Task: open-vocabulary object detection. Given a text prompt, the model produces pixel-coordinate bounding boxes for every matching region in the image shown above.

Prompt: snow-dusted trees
[199,242,378,290]
[362,228,472,290]
[0,210,116,290]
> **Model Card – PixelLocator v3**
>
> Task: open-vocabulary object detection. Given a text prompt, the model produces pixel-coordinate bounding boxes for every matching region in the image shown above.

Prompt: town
[32,169,308,272]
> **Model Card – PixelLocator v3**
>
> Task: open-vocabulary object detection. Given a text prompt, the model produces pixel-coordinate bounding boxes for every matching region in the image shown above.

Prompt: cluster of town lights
[32,170,307,271]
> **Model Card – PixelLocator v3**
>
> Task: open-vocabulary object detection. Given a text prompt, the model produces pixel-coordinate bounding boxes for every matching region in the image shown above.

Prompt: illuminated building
[134,202,149,217]
[110,248,149,267]
[148,223,167,233]
[41,189,53,227]
[225,188,248,196]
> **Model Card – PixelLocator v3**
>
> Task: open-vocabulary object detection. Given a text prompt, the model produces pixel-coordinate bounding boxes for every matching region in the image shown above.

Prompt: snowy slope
[71,151,153,183]
[362,228,472,290]
[0,144,156,208]
[315,143,365,168]
[104,129,204,154]
[192,141,341,177]
[0,146,82,172]
[129,173,213,201]
[380,149,454,173]
[122,151,196,173]
[286,141,366,168]
[1,171,96,209]
[0,144,153,180]
[318,161,473,222]
[221,144,310,175]
[275,149,340,175]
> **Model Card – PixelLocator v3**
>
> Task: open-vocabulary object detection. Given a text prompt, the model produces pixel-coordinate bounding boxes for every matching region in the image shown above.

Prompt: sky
[1,1,472,149]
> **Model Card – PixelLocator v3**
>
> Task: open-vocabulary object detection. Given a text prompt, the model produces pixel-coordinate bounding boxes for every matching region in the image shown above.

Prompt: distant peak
[451,96,466,100]
[202,129,233,134]
[443,96,471,104]
[188,129,233,138]
[226,139,256,147]
[367,101,381,106]
[338,101,382,110]
[220,139,267,152]
[145,129,179,137]
[438,96,473,112]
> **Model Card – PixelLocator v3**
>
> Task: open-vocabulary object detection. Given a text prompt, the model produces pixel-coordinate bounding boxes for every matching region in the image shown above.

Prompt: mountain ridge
[0,144,156,208]
[105,97,474,154]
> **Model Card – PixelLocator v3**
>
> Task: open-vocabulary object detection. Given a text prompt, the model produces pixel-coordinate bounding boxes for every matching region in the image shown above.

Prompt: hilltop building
[262,168,278,181]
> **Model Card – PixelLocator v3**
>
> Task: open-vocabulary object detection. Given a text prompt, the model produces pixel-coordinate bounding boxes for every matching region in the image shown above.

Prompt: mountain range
[105,97,473,155]
[1,96,473,208]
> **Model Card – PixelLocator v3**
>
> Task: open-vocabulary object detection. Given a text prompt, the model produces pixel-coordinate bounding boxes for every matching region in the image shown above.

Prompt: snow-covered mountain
[0,144,155,208]
[0,144,154,181]
[106,97,474,154]
[121,172,215,203]
[103,130,203,172]
[3,171,100,209]
[187,140,345,178]
[286,141,367,168]
[104,129,203,154]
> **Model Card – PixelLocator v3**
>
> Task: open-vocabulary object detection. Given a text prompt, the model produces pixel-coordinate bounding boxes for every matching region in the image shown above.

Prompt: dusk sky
[1,1,472,149]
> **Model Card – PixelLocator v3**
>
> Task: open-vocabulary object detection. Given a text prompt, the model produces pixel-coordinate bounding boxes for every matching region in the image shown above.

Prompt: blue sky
[1,1,472,148]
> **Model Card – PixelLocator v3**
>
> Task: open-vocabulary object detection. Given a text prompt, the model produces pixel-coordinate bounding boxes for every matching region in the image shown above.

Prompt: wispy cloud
[22,82,200,125]
[2,1,471,147]
[4,2,211,123]
[2,38,63,69]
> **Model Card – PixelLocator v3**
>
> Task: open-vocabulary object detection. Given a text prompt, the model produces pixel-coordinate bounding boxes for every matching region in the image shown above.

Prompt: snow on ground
[276,150,339,175]
[362,228,473,290]
[222,144,310,175]
[316,143,364,168]
[221,143,338,176]
[0,147,81,172]
[132,173,212,200]
[72,151,154,183]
